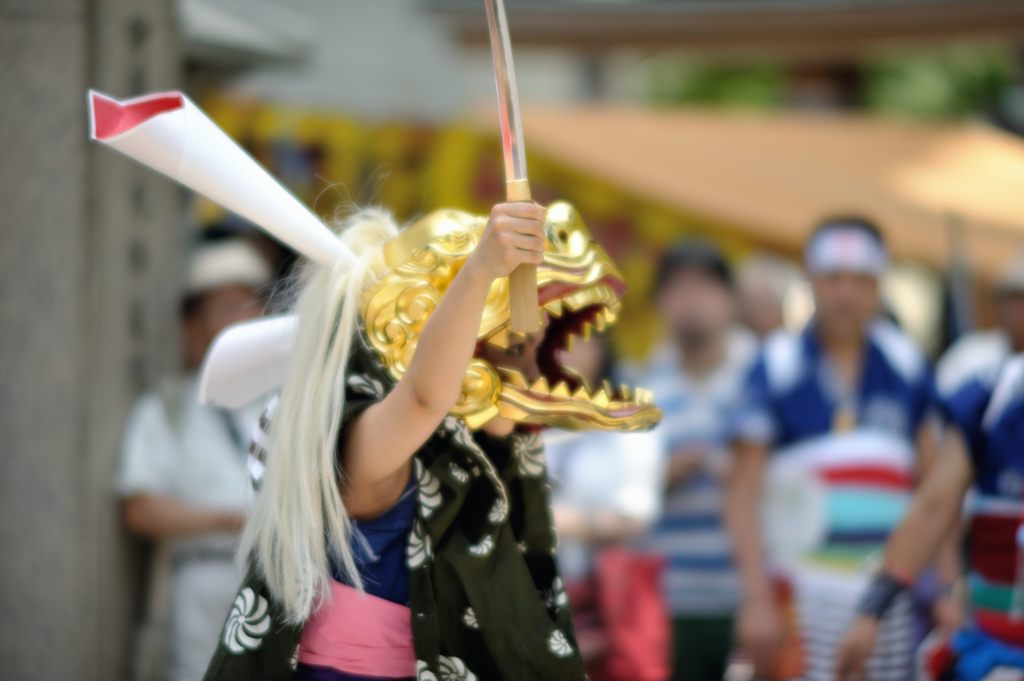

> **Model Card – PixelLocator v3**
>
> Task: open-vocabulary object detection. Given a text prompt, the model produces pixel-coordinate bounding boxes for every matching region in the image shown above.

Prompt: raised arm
[344,202,545,516]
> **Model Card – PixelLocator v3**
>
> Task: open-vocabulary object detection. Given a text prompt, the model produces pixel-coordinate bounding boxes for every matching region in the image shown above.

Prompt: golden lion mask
[361,201,661,432]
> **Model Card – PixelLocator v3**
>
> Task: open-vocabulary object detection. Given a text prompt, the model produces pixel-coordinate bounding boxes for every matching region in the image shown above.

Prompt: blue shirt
[731,321,936,564]
[733,320,934,449]
[331,475,417,605]
[941,353,1024,500]
[939,352,1024,645]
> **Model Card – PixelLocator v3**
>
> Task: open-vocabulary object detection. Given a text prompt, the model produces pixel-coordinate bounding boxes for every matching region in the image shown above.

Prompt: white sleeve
[115,393,177,497]
[606,429,667,525]
[935,331,1008,398]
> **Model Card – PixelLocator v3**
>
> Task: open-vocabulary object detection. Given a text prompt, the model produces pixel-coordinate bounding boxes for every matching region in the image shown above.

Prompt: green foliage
[649,58,785,109]
[861,43,1014,120]
[646,43,1015,120]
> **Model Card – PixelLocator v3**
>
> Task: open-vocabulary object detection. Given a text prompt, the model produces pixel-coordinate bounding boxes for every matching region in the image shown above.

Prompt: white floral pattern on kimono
[440,416,476,451]
[439,416,509,509]
[468,535,494,557]
[347,374,386,398]
[416,458,443,518]
[448,461,469,484]
[488,497,507,524]
[547,630,573,658]
[439,655,479,681]
[407,519,433,569]
[544,577,569,611]
[513,432,546,477]
[462,607,479,629]
[223,588,271,654]
[416,659,438,681]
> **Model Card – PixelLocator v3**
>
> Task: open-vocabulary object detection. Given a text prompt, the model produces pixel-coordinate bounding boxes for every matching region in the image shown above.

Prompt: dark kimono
[203,339,585,681]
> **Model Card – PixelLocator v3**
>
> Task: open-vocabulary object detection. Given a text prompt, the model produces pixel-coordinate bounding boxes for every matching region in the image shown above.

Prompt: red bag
[567,548,671,681]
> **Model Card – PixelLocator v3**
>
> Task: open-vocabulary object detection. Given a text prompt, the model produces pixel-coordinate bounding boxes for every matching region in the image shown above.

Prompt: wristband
[856,572,908,620]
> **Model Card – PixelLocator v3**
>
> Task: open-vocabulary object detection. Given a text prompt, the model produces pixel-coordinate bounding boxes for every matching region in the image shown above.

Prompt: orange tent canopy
[504,105,1024,274]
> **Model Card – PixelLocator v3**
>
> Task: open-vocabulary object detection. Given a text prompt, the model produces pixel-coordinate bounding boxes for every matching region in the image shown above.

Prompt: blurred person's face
[996,292,1024,351]
[554,336,606,385]
[810,271,879,341]
[184,284,264,369]
[478,316,550,436]
[476,314,550,383]
[657,269,735,348]
[738,284,784,338]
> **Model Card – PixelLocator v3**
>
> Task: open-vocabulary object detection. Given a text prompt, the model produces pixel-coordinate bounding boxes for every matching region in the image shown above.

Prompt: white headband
[805,225,888,277]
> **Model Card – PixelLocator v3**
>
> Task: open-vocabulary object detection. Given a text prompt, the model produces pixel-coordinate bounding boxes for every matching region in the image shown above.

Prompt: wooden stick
[506,178,539,333]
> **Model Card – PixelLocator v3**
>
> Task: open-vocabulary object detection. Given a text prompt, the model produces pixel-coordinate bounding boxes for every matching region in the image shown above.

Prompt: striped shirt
[629,331,756,616]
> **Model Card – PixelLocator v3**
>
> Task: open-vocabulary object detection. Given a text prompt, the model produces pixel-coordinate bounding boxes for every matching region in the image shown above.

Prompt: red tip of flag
[89,90,185,141]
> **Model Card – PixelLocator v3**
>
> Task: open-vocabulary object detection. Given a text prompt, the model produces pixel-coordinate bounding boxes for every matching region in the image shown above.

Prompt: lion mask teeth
[498,366,655,407]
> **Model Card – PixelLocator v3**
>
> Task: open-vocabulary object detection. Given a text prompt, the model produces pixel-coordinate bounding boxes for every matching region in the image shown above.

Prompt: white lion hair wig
[239,208,400,623]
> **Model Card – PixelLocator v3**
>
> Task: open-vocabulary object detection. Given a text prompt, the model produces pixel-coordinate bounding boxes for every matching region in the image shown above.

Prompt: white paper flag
[200,315,298,408]
[88,90,354,266]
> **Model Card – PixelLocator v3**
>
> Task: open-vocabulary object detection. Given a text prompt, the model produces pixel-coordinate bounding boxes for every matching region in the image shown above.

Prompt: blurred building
[437,0,1024,119]
[2,2,182,680]
[185,0,1024,356]
[2,2,1024,680]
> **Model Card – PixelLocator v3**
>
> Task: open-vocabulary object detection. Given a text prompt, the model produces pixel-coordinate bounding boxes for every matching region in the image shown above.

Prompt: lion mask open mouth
[361,201,661,432]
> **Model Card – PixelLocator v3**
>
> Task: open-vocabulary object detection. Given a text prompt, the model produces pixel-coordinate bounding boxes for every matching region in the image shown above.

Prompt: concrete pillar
[0,1,181,678]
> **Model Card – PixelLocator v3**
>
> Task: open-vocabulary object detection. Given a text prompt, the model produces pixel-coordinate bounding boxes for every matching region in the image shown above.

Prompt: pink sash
[298,581,416,677]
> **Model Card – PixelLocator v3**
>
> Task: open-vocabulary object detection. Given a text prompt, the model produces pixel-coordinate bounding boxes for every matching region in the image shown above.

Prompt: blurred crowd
[117,213,1024,681]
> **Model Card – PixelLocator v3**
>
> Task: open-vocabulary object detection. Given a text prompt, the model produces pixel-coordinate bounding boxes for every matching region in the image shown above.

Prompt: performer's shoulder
[982,352,1024,428]
[869,319,927,384]
[761,328,804,393]
[936,330,1010,397]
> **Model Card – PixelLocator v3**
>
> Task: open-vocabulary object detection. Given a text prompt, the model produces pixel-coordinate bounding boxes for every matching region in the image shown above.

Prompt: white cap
[996,250,1024,294]
[186,239,272,297]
